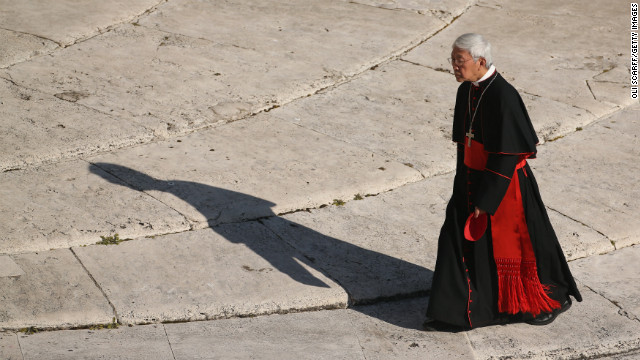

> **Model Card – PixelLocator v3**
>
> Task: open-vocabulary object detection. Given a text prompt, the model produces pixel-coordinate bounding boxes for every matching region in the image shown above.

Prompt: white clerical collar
[472,65,496,86]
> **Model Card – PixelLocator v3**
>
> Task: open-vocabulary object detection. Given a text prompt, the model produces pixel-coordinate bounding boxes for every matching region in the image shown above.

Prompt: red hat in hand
[464,212,488,241]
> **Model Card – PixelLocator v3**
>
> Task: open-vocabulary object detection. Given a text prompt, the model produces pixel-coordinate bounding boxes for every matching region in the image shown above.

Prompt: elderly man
[424,33,582,331]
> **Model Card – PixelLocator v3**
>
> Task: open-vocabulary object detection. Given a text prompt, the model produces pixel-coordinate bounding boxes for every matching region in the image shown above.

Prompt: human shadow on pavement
[89,163,432,329]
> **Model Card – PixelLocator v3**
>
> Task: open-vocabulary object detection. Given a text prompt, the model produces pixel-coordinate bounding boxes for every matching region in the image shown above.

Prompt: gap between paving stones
[90,157,410,234]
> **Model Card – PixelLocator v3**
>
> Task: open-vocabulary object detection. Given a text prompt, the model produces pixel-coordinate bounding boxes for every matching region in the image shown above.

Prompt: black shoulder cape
[452,72,539,157]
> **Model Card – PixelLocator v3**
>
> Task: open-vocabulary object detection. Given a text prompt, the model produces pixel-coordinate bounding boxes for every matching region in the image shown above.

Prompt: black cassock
[426,71,582,329]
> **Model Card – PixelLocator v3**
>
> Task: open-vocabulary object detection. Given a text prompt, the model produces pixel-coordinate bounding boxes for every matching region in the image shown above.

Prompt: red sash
[465,137,560,316]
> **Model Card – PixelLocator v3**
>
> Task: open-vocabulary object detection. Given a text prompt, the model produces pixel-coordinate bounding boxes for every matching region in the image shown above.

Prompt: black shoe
[422,319,466,333]
[526,298,572,326]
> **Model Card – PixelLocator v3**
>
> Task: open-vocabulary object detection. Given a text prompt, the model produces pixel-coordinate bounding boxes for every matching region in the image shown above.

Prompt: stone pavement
[0,0,638,358]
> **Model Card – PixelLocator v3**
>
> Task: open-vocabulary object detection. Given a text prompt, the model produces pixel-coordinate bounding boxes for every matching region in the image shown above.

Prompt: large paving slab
[572,245,640,322]
[270,60,459,177]
[0,159,189,254]
[165,311,365,360]
[0,0,163,46]
[73,222,347,324]
[0,79,153,172]
[404,0,629,121]
[89,116,422,227]
[0,249,113,330]
[16,324,173,360]
[466,283,640,359]
[531,105,640,249]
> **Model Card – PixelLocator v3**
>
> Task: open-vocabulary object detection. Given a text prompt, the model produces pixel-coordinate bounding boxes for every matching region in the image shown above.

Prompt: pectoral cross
[466,130,474,147]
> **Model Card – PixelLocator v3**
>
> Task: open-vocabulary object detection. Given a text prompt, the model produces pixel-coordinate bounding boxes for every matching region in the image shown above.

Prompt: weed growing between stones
[89,317,120,330]
[96,234,125,245]
[19,326,39,335]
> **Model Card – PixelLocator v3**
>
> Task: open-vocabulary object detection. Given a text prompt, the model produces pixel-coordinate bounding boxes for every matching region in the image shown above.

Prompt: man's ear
[478,57,487,68]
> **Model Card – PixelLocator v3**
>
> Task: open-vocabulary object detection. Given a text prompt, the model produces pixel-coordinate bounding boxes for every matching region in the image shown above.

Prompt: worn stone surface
[139,0,445,77]
[467,284,640,359]
[0,160,188,254]
[346,0,473,22]
[271,60,459,177]
[165,311,365,360]
[73,223,347,324]
[0,0,637,357]
[608,349,640,360]
[348,297,475,359]
[17,324,173,360]
[3,1,445,140]
[404,0,627,119]
[0,29,58,69]
[0,249,113,330]
[262,175,450,302]
[532,105,640,248]
[572,245,640,322]
[0,256,25,277]
[0,0,163,46]
[89,116,422,227]
[0,332,22,360]
[0,79,153,172]
[546,208,613,261]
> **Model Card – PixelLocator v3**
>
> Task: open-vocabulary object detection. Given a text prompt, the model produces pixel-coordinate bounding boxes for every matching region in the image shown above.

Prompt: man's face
[450,47,486,82]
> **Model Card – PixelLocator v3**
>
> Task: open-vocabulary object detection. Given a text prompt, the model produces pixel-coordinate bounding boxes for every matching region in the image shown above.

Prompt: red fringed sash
[490,159,560,316]
[465,137,560,316]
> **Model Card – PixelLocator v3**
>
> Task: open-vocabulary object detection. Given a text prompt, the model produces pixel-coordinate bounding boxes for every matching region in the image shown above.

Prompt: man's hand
[474,207,486,218]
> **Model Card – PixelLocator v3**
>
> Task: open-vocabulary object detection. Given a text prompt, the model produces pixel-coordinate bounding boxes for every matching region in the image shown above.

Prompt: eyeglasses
[447,57,474,66]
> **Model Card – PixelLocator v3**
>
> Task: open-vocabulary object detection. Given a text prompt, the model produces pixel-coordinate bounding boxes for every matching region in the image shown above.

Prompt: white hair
[453,33,493,68]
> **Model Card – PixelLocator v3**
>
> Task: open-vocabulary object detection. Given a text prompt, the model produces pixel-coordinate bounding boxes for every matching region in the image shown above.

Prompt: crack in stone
[0,26,61,47]
[346,1,421,14]
[69,247,120,324]
[581,282,638,322]
[463,332,478,359]
[36,0,169,49]
[162,324,178,360]
[545,206,616,257]
[586,79,597,100]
